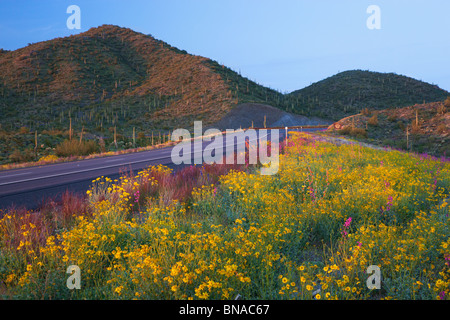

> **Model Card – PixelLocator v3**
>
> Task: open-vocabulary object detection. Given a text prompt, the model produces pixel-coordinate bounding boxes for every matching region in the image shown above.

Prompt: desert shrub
[397,121,406,131]
[0,129,7,137]
[361,108,372,116]
[55,139,98,157]
[437,123,448,134]
[387,113,397,122]
[350,127,368,138]
[338,127,367,139]
[18,127,29,134]
[8,149,35,163]
[98,138,106,153]
[368,114,378,126]
[437,102,447,115]
[444,97,450,108]
[338,126,352,136]
[410,120,420,134]
[41,129,65,137]
[382,138,395,147]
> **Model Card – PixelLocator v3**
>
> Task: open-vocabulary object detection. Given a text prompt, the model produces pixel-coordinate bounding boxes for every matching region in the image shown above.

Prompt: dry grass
[55,139,99,157]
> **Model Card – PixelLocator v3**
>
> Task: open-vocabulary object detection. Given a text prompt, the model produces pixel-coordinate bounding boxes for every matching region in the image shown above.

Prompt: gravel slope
[210,103,333,130]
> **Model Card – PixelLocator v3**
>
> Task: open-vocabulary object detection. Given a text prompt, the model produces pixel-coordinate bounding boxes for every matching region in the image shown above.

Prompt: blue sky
[0,0,449,93]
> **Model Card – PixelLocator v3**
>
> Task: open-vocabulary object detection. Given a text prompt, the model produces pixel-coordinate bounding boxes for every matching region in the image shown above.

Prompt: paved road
[0,128,322,210]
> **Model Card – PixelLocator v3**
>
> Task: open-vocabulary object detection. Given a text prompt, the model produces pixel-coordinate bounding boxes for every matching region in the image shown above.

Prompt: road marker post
[285,126,288,147]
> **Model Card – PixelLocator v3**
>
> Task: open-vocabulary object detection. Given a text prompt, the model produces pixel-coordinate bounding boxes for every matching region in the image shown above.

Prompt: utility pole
[285,127,288,147]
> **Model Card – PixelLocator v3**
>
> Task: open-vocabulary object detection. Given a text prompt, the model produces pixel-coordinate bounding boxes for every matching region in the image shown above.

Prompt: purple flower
[309,187,316,201]
[344,217,352,228]
[341,217,352,238]
[134,190,140,203]
[381,196,394,214]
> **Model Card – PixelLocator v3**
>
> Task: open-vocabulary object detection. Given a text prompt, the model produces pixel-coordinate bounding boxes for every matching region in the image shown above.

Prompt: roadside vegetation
[0,126,176,171]
[1,132,448,300]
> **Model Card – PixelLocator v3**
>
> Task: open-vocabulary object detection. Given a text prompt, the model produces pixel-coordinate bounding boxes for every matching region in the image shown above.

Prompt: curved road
[0,128,320,210]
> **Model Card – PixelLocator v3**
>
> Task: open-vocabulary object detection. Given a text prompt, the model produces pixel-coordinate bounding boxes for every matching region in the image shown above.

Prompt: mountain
[289,70,449,121]
[0,24,295,136]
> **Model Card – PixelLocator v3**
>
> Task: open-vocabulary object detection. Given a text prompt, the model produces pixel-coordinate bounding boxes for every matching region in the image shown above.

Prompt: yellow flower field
[0,132,449,300]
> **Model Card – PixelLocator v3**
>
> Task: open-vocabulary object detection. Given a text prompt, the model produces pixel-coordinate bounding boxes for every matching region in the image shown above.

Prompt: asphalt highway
[0,128,320,210]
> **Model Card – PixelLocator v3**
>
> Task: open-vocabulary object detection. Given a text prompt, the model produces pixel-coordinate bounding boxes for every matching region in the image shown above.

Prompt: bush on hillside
[338,126,368,139]
[368,114,379,126]
[361,108,372,116]
[410,120,420,134]
[444,96,450,108]
[18,127,30,134]
[437,123,448,134]
[8,149,35,163]
[55,139,98,157]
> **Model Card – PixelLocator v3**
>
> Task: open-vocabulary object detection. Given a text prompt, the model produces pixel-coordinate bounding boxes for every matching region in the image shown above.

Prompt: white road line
[0,172,30,178]
[104,158,126,162]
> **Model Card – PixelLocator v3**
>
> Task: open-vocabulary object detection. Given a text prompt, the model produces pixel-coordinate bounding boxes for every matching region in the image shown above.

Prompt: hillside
[326,100,450,157]
[0,25,298,134]
[289,70,449,121]
[0,25,228,133]
[0,25,308,164]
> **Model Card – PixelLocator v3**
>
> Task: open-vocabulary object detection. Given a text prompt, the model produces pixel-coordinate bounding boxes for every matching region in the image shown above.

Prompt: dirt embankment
[210,103,333,130]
